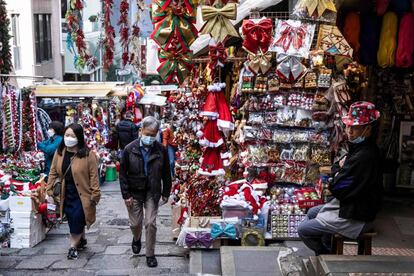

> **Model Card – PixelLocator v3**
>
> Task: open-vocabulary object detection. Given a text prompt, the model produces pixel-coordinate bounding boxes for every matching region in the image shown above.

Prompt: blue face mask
[141,135,156,146]
[349,136,365,144]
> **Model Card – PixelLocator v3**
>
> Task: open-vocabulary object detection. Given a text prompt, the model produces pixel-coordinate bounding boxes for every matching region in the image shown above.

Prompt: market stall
[161,0,414,250]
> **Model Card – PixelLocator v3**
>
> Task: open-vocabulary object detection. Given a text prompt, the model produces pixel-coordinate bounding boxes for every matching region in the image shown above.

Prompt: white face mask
[47,129,55,138]
[64,137,78,148]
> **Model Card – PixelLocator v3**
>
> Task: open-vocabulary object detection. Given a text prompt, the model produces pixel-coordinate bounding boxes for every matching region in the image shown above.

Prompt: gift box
[190,216,222,228]
[271,214,305,239]
[222,206,252,220]
[294,188,323,209]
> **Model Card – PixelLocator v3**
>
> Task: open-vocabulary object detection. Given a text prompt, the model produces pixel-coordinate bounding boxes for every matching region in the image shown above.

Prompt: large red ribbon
[275,21,306,53]
[242,19,273,53]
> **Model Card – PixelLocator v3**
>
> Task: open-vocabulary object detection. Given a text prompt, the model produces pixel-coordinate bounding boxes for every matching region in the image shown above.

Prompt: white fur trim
[199,137,224,148]
[200,111,219,118]
[251,182,268,190]
[217,119,235,131]
[238,183,252,193]
[221,152,231,159]
[230,179,247,186]
[198,168,225,176]
[196,130,204,138]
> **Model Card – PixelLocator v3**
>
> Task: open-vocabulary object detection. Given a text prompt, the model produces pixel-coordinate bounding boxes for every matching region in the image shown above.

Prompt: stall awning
[35,82,125,98]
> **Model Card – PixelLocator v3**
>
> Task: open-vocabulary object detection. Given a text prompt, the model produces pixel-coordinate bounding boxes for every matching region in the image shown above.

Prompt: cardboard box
[171,205,182,239]
[9,196,34,212]
[10,211,45,248]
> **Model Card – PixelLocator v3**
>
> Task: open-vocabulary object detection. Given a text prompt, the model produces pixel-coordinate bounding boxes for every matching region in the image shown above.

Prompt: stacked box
[9,196,45,248]
[271,214,305,239]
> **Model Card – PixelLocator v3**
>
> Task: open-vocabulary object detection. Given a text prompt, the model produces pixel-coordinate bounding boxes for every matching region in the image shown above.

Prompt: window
[11,14,21,70]
[34,14,52,63]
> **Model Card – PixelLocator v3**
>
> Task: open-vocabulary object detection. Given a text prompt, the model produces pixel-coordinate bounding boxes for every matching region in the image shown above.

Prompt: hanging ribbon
[211,223,237,239]
[200,3,239,42]
[157,49,193,84]
[247,51,273,74]
[276,53,305,82]
[151,2,198,52]
[274,21,307,53]
[157,0,198,13]
[185,232,213,248]
[208,42,227,78]
[242,18,273,53]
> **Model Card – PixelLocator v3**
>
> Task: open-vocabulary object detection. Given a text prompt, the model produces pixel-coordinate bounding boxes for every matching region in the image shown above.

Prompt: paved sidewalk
[0,182,190,275]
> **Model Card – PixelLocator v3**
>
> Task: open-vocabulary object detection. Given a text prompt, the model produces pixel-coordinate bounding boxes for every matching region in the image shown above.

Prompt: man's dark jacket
[116,120,139,150]
[330,138,383,221]
[119,139,171,202]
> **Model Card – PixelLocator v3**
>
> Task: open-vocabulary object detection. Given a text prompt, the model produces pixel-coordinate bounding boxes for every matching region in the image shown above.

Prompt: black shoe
[77,238,87,250]
[67,247,78,260]
[146,256,158,268]
[132,238,141,255]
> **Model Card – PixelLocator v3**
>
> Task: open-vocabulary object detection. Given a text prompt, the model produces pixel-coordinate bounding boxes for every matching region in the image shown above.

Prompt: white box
[0,198,9,211]
[9,196,34,212]
[10,211,45,248]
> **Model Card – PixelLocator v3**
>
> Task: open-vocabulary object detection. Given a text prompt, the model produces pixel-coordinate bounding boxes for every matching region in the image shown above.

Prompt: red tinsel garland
[66,0,97,70]
[103,0,115,70]
[118,0,130,67]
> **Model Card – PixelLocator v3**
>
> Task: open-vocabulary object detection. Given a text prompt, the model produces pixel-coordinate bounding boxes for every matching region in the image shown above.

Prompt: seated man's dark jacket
[329,138,383,222]
[120,139,171,202]
[116,120,139,150]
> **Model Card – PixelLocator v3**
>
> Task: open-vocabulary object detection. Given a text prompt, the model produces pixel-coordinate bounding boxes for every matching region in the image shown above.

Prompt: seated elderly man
[120,116,171,267]
[298,102,383,255]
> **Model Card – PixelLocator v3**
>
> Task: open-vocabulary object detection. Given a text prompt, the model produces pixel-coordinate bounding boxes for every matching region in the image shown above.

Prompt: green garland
[0,0,12,82]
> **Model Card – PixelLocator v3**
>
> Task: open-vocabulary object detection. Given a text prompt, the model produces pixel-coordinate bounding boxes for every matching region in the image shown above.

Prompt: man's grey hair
[141,116,160,131]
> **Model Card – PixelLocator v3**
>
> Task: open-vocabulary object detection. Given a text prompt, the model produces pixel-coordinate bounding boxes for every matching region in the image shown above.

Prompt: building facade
[6,0,63,87]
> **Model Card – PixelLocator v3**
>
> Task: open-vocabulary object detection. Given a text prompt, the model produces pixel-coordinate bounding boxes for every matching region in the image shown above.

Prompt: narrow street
[0,182,190,275]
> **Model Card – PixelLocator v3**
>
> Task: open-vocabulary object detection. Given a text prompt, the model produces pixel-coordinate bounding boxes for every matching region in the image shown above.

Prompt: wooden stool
[332,232,377,255]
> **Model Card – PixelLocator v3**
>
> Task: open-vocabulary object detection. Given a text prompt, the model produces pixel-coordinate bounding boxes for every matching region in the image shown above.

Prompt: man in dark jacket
[119,116,171,268]
[298,101,383,255]
[116,111,139,150]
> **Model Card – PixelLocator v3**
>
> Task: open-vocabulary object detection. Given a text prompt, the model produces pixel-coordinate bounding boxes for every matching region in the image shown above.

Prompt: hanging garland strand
[66,0,97,71]
[118,0,130,67]
[103,0,115,70]
[0,0,13,82]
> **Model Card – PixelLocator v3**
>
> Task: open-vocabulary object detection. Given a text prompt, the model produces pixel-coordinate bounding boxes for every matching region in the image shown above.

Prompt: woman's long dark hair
[57,123,89,158]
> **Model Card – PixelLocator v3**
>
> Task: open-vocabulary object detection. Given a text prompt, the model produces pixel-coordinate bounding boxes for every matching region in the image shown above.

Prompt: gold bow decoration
[157,49,194,84]
[296,0,336,18]
[247,51,273,75]
[200,3,239,42]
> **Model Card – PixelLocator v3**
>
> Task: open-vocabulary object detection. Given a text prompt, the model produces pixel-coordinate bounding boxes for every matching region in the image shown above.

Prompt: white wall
[5,0,63,87]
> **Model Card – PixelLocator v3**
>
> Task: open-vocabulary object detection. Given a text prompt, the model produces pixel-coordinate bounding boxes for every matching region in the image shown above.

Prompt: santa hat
[238,183,262,217]
[198,120,224,148]
[251,179,268,191]
[198,147,225,176]
[216,90,235,131]
[200,84,223,118]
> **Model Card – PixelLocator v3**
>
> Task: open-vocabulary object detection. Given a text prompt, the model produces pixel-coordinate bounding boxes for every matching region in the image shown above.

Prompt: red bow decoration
[208,42,227,78]
[242,18,273,53]
[157,0,197,13]
[275,21,306,53]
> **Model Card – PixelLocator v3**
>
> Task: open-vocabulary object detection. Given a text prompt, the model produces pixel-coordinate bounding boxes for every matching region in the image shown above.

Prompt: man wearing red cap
[298,101,383,255]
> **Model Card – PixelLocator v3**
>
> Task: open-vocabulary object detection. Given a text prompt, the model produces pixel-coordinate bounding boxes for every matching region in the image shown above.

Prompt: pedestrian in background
[116,111,139,151]
[47,123,101,260]
[38,121,64,176]
[120,116,171,268]
[162,123,177,178]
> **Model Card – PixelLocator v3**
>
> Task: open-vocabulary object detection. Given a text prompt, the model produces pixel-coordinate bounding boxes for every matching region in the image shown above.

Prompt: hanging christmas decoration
[103,0,116,70]
[118,0,130,67]
[151,1,198,52]
[0,0,13,82]
[200,3,239,42]
[66,0,97,71]
[208,41,227,79]
[157,48,194,84]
